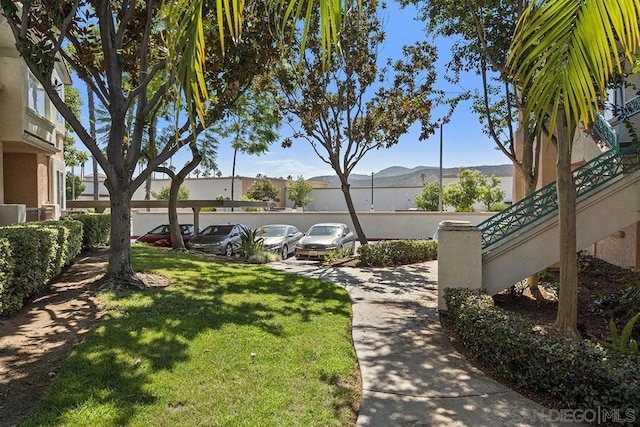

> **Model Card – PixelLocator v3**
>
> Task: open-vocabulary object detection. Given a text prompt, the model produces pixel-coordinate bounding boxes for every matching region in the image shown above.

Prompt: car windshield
[256,226,286,237]
[147,225,168,235]
[307,225,340,236]
[202,225,233,236]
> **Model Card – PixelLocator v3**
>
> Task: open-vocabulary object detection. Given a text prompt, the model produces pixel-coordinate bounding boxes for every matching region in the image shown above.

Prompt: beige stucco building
[0,17,69,221]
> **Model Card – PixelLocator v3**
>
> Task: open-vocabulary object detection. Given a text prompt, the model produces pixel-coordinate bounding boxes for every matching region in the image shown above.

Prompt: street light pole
[438,122,443,212]
[371,172,374,211]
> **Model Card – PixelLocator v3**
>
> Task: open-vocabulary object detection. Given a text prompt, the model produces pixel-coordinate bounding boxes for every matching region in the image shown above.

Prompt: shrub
[0,238,14,310]
[358,240,437,267]
[64,213,110,249]
[247,251,281,264]
[444,288,640,414]
[323,247,354,262]
[34,220,83,270]
[0,225,60,314]
[239,227,264,258]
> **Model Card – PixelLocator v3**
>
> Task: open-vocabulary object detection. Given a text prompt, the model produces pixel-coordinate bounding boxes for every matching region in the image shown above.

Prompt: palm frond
[508,0,640,135]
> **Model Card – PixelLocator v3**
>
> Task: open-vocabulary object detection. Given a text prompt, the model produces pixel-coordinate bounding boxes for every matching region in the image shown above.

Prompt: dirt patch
[0,248,172,427]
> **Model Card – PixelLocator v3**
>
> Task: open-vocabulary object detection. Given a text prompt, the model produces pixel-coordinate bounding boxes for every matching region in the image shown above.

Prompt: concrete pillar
[437,220,482,311]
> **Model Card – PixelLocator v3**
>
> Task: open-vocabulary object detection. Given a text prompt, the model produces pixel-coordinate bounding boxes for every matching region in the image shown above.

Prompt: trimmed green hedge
[0,238,14,309]
[0,220,85,315]
[444,288,640,413]
[63,213,110,249]
[357,239,438,267]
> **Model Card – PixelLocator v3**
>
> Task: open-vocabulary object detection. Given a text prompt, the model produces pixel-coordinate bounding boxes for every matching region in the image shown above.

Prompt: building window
[57,170,65,208]
[27,72,46,117]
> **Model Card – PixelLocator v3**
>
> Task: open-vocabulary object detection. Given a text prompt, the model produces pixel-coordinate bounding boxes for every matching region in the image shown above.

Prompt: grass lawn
[23,246,360,426]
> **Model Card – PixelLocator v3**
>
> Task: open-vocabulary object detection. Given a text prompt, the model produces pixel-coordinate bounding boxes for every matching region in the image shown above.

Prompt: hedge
[443,288,640,414]
[357,239,438,267]
[63,213,110,249]
[0,220,85,315]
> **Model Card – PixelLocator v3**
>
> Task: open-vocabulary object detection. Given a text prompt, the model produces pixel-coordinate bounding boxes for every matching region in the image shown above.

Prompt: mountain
[308,164,513,188]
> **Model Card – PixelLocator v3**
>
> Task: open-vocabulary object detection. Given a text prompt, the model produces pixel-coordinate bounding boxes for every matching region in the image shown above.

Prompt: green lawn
[23,246,360,426]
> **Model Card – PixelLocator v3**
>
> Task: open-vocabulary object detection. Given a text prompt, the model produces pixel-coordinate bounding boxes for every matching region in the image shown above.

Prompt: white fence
[131,210,495,240]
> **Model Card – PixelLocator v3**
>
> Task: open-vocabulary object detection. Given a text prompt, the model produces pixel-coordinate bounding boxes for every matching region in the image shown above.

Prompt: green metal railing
[594,113,619,150]
[478,144,640,250]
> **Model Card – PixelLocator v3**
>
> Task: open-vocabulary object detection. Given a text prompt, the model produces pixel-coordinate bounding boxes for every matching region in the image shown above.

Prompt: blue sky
[72,2,511,179]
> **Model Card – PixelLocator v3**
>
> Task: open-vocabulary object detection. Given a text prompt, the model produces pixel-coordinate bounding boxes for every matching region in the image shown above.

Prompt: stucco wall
[4,153,38,206]
[0,57,22,141]
[594,224,640,269]
[84,175,512,213]
[131,210,494,240]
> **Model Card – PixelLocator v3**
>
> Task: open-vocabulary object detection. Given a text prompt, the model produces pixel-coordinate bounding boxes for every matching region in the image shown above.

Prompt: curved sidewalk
[270,260,572,427]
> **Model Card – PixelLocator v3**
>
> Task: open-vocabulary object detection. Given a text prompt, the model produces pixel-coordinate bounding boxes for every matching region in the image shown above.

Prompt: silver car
[295,223,355,259]
[256,224,304,259]
[187,223,248,256]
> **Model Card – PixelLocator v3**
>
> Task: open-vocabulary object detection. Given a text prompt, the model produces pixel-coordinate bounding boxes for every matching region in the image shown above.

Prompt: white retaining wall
[131,210,494,240]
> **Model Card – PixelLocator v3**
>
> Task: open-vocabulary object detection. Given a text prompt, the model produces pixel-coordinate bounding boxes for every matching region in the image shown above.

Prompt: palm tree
[166,0,353,123]
[507,0,640,336]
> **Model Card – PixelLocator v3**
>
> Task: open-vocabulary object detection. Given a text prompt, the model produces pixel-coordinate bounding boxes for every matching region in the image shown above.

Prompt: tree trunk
[553,111,579,338]
[339,176,368,245]
[230,147,238,212]
[518,127,542,290]
[88,85,99,201]
[168,177,184,250]
[105,185,137,284]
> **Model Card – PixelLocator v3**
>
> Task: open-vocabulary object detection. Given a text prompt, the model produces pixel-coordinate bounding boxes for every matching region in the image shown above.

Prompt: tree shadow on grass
[20,246,353,426]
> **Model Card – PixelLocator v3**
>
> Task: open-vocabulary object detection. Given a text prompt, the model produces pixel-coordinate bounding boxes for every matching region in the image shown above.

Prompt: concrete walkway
[270,260,570,427]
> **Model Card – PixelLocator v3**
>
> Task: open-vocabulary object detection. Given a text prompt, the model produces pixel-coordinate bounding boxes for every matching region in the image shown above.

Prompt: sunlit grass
[23,246,359,426]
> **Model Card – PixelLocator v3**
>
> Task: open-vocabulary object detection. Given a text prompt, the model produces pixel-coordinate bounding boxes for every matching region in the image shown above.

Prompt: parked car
[135,224,196,247]
[256,224,304,259]
[187,223,248,256]
[295,223,355,259]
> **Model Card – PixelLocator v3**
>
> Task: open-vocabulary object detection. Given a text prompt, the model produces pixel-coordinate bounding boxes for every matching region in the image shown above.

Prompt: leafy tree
[508,0,640,336]
[0,1,299,279]
[277,0,438,244]
[240,194,261,212]
[442,168,484,212]
[246,178,280,202]
[415,182,440,211]
[478,175,506,211]
[213,84,281,209]
[152,185,189,201]
[405,0,546,288]
[65,172,85,200]
[405,0,541,200]
[287,176,313,209]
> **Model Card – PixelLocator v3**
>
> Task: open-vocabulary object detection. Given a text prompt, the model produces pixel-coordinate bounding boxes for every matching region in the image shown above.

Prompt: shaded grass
[23,246,360,426]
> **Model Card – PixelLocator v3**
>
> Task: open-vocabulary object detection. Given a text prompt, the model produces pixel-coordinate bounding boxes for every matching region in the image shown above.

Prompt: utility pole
[438,122,444,212]
[371,172,374,211]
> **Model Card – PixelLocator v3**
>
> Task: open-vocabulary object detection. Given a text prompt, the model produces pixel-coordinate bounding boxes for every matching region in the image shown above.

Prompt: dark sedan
[135,224,196,247]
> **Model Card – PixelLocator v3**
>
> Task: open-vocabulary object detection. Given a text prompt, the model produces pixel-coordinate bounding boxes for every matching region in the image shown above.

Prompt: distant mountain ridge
[309,164,512,188]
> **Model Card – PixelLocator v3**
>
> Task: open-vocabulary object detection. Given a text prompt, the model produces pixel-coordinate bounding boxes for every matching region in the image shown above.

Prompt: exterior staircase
[478,117,640,294]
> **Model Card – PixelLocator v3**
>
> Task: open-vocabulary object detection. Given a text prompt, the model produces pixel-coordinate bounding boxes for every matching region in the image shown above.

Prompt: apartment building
[0,17,69,221]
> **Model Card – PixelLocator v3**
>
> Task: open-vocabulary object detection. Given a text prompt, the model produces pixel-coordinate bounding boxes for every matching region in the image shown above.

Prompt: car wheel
[281,245,288,260]
[225,244,233,257]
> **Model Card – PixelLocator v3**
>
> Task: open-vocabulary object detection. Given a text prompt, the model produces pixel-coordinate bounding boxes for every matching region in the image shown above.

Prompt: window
[57,170,64,207]
[27,72,47,117]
